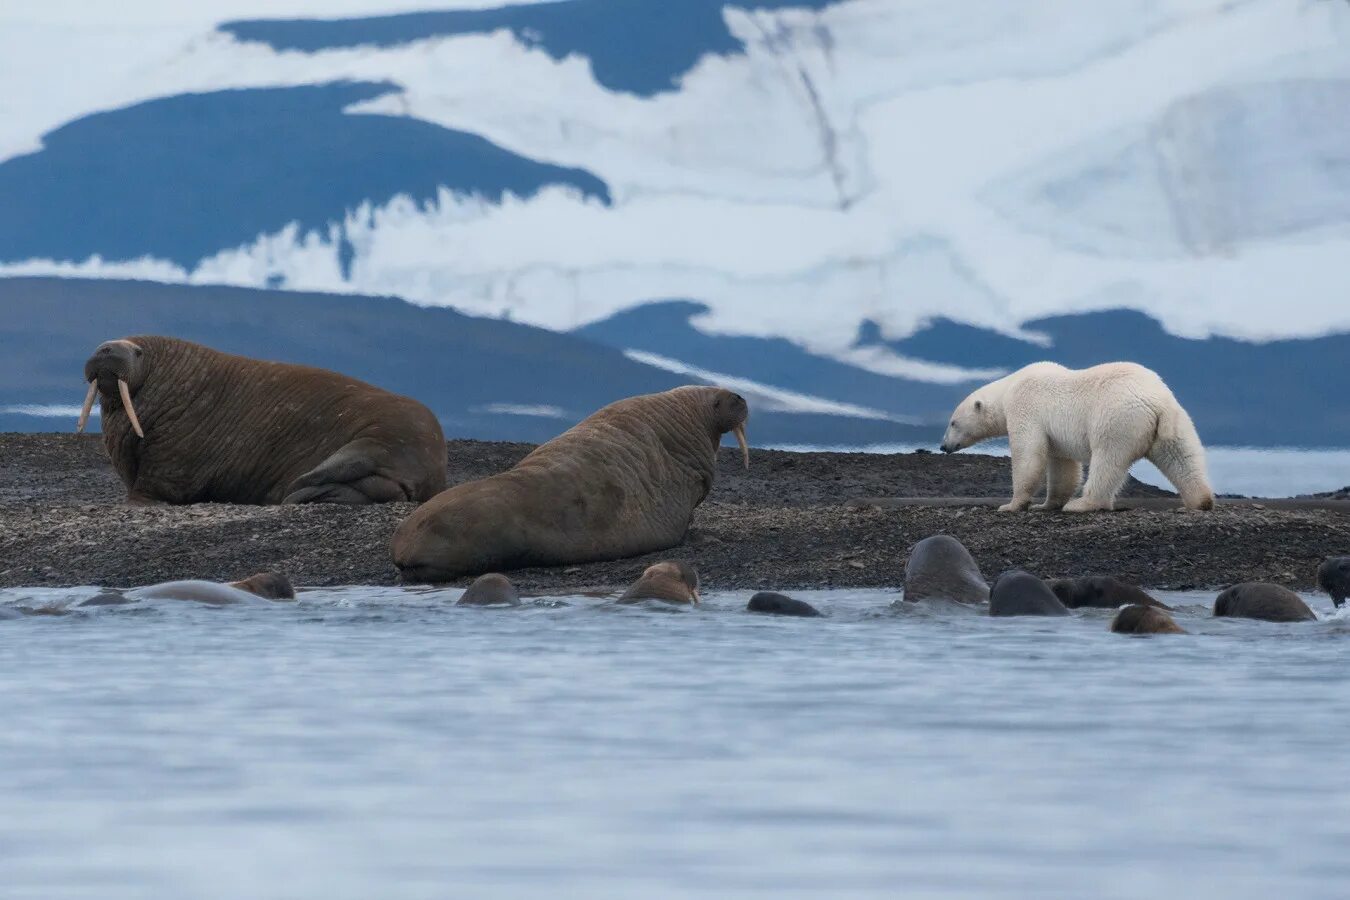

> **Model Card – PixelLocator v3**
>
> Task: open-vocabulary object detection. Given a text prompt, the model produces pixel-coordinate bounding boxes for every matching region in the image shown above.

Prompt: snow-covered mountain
[3,1,1349,445]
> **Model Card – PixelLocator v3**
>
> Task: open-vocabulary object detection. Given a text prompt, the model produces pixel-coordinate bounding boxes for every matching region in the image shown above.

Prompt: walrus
[902,534,988,604]
[457,573,521,606]
[1110,604,1186,635]
[1047,576,1171,610]
[1213,583,1316,622]
[989,570,1070,617]
[618,561,700,605]
[82,572,296,606]
[1317,557,1350,608]
[393,386,749,582]
[76,336,446,504]
[746,591,822,617]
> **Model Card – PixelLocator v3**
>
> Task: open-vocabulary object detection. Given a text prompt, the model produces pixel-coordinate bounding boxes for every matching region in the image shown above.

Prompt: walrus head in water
[1110,604,1186,635]
[618,561,701,605]
[1318,557,1350,608]
[393,386,748,582]
[74,335,446,505]
[229,572,295,600]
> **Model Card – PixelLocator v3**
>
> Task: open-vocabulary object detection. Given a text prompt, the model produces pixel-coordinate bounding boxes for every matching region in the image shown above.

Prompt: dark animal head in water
[230,572,295,600]
[619,560,700,605]
[1318,557,1350,608]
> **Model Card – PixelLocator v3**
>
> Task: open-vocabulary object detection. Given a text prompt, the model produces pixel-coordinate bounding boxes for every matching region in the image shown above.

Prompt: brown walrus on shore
[618,561,701,605]
[76,336,446,504]
[393,386,749,582]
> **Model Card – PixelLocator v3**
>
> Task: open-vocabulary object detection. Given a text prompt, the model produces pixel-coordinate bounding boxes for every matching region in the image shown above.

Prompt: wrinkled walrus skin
[393,386,749,582]
[78,336,446,505]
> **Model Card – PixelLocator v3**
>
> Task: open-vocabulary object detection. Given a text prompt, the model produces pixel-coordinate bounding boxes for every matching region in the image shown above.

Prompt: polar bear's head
[940,391,1002,453]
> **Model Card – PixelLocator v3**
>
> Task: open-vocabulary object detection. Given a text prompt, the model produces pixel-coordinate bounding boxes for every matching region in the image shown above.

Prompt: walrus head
[78,339,148,437]
[619,560,701,605]
[228,572,295,600]
[705,388,750,469]
[1318,557,1350,608]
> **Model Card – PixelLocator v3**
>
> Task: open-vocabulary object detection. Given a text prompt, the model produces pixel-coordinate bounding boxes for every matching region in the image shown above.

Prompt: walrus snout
[79,340,146,437]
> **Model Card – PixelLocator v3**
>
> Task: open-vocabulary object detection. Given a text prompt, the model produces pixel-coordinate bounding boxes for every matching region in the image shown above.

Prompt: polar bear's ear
[973,400,983,411]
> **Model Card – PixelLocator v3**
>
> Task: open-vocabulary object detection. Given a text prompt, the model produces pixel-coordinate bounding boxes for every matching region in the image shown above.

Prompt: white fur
[940,362,1215,512]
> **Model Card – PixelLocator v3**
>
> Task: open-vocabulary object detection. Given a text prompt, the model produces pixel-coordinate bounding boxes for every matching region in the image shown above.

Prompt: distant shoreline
[1,434,1347,592]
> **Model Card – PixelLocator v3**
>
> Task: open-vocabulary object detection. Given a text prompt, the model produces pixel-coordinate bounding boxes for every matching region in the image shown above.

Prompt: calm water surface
[3,587,1349,900]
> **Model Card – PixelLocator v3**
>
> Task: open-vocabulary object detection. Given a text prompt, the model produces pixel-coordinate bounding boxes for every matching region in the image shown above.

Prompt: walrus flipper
[283,441,410,505]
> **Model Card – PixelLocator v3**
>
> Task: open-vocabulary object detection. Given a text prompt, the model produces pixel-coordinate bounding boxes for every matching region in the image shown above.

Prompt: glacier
[2,0,1350,445]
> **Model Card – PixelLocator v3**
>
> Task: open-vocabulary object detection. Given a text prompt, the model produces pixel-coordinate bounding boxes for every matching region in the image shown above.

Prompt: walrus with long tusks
[393,386,749,582]
[618,561,701,605]
[77,336,446,505]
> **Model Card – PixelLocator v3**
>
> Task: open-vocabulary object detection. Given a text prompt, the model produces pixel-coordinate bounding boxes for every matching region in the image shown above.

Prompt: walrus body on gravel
[77,336,446,505]
[393,386,749,582]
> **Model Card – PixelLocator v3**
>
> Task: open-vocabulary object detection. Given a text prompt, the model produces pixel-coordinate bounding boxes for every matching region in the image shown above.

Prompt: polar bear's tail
[1148,404,1215,510]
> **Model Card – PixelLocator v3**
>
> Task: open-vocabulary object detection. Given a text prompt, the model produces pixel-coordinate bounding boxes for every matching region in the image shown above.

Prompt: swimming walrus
[1213,582,1316,622]
[902,534,988,604]
[1047,576,1171,610]
[1110,604,1186,635]
[76,336,446,504]
[618,561,701,605]
[81,572,296,607]
[457,573,521,607]
[746,591,822,617]
[989,570,1070,617]
[1317,557,1350,608]
[392,386,749,582]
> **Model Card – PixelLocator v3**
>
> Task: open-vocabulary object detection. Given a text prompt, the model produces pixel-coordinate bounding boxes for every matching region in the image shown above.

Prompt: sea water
[2,587,1348,900]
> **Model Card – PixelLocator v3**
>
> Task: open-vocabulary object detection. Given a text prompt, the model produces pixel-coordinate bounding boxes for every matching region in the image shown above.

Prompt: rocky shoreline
[1,434,1347,592]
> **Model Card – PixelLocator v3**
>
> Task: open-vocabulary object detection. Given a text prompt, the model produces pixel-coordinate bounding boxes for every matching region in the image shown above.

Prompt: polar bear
[939,361,1214,513]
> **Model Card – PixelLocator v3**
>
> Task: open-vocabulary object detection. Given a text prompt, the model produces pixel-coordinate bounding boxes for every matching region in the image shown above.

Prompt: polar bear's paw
[997,500,1029,513]
[1031,501,1064,512]
[1061,497,1111,513]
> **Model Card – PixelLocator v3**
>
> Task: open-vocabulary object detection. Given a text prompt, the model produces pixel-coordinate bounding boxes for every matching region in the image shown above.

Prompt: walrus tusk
[76,380,97,433]
[118,379,145,438]
[691,589,701,606]
[733,425,749,470]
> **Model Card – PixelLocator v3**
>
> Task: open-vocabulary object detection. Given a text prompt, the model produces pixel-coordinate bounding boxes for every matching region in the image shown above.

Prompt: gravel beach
[1,434,1346,592]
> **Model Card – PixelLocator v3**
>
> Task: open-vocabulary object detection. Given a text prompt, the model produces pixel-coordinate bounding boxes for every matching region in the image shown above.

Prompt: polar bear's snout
[940,419,966,453]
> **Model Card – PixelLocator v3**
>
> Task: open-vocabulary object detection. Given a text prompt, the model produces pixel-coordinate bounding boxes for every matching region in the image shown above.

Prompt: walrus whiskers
[76,381,97,433]
[117,379,145,438]
[734,424,749,470]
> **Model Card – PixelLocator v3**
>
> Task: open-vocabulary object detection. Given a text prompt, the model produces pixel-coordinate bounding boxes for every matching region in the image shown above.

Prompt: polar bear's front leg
[1062,447,1133,512]
[1033,457,1082,511]
[1000,430,1047,512]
